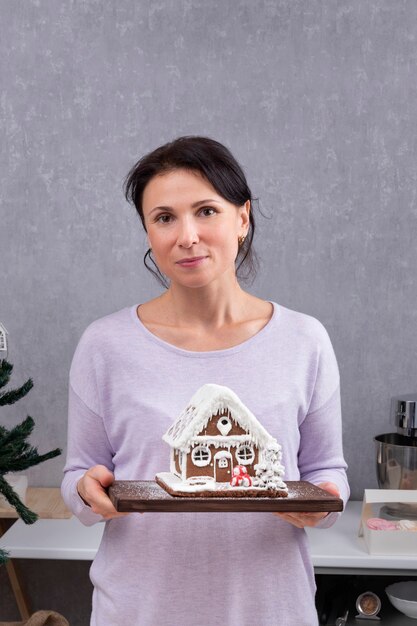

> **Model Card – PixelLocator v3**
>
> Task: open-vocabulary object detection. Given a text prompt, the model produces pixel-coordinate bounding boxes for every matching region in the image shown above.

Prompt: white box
[359,489,417,555]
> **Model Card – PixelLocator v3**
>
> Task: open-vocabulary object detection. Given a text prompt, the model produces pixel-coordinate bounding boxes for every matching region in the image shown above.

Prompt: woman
[61,135,349,626]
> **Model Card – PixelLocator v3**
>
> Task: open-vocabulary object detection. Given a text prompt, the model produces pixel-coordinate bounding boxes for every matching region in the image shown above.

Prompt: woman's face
[142,169,250,288]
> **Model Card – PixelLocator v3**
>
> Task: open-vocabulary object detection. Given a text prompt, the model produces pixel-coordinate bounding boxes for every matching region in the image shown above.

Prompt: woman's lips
[176,256,207,268]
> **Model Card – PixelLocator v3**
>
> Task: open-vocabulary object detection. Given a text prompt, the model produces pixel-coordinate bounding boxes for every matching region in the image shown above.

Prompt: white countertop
[1,515,104,560]
[1,501,416,572]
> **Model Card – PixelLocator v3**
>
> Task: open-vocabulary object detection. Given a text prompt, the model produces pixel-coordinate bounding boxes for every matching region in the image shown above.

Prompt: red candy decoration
[230,465,252,487]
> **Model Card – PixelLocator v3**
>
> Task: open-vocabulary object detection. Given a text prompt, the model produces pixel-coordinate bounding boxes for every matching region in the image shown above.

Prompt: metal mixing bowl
[374,433,417,518]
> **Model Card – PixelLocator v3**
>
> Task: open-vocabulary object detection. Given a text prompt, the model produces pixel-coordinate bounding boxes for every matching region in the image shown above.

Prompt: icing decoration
[191,445,211,467]
[158,472,217,493]
[157,471,287,494]
[253,442,286,490]
[217,416,232,436]
[236,443,255,465]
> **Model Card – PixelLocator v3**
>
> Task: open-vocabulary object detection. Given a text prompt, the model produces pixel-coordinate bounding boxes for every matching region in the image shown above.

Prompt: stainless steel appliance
[374,394,417,518]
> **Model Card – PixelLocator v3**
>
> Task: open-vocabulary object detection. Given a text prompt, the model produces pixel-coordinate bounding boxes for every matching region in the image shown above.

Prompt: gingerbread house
[156,383,287,496]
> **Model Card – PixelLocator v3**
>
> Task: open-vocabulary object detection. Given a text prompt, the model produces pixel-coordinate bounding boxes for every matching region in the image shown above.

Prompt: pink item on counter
[366,518,398,530]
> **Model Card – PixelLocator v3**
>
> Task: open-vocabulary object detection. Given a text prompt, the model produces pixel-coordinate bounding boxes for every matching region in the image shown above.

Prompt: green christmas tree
[0,359,62,564]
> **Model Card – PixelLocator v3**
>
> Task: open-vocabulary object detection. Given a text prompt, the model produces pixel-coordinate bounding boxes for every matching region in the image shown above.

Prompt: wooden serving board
[108,480,343,513]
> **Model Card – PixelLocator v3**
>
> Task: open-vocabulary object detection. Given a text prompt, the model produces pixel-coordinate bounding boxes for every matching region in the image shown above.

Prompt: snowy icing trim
[163,383,276,450]
[156,472,288,494]
[187,435,256,450]
[157,472,217,493]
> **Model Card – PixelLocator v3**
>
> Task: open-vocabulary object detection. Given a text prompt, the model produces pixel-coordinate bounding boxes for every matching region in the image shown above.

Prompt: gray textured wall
[0,0,417,497]
[1,1,417,620]
[2,0,417,498]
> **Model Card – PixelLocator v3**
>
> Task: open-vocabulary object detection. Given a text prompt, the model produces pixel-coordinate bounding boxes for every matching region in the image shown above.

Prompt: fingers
[273,482,340,528]
[318,481,340,498]
[87,464,115,489]
[274,511,328,528]
[77,465,130,520]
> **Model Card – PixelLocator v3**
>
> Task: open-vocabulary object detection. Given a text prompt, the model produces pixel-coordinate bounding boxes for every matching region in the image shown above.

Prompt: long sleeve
[298,385,350,528]
[61,384,114,526]
[297,321,350,528]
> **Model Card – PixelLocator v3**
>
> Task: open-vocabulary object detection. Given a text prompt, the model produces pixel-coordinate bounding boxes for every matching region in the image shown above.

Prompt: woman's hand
[273,481,340,528]
[77,465,130,520]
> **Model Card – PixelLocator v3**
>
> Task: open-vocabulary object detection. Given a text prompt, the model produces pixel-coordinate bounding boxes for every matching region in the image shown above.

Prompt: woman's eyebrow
[149,199,220,215]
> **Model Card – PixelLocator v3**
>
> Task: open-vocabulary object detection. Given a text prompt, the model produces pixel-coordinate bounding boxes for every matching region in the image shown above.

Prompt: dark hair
[123,135,259,288]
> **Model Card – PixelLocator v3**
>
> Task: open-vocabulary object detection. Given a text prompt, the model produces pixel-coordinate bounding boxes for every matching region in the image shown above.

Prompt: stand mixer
[374,394,417,519]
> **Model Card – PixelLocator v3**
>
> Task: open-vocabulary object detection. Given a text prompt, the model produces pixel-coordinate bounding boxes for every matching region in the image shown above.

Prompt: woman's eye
[156,214,172,223]
[201,207,217,216]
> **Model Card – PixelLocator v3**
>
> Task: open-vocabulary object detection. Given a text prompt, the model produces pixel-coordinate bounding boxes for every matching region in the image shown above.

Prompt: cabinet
[0,488,71,620]
[306,502,417,625]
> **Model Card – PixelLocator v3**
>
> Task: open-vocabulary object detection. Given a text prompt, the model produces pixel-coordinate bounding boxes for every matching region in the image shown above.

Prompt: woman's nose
[177,218,199,247]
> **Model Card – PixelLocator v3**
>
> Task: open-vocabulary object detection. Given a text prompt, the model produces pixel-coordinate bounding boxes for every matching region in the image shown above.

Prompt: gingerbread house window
[236,444,255,465]
[191,445,211,467]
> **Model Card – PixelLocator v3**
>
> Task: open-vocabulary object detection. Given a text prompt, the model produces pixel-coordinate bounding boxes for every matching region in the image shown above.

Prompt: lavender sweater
[61,301,349,626]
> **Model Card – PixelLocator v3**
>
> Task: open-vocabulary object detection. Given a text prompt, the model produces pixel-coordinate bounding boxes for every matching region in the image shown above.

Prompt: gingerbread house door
[213,451,232,483]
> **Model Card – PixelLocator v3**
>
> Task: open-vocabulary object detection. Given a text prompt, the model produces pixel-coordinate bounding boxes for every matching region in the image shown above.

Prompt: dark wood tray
[108,480,344,513]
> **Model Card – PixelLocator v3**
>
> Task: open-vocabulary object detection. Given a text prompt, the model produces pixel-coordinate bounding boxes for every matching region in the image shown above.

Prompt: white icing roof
[163,383,277,451]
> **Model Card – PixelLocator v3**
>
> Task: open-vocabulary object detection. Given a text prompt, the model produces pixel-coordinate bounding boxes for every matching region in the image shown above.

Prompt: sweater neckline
[129,301,279,358]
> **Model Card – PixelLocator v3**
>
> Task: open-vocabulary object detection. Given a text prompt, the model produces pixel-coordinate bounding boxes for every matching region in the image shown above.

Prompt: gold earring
[238,235,246,248]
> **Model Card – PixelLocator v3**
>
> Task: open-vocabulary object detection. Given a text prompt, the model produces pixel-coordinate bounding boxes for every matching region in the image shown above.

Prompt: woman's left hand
[273,481,340,528]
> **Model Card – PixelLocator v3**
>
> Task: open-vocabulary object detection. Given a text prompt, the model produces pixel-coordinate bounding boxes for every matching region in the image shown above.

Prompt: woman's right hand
[77,465,130,519]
